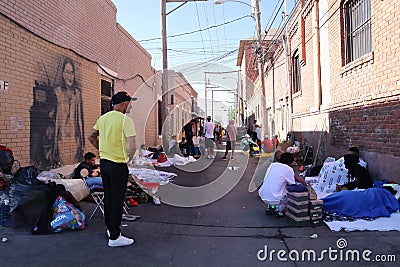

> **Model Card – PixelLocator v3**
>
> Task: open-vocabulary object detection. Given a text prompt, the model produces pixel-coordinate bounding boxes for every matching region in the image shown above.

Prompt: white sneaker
[153,197,161,205]
[108,234,134,247]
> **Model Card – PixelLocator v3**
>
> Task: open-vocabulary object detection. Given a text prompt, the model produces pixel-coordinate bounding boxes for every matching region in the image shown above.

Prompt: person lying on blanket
[73,152,103,189]
[336,153,373,191]
[139,144,154,158]
[258,153,307,217]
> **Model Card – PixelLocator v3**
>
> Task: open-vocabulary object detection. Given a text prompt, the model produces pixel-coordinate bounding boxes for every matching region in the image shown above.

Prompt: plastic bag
[13,166,41,185]
[51,196,85,232]
[36,171,61,183]
[8,183,49,212]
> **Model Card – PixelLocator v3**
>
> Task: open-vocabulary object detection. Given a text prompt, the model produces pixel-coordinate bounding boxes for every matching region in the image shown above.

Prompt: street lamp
[214,0,267,138]
[214,0,251,7]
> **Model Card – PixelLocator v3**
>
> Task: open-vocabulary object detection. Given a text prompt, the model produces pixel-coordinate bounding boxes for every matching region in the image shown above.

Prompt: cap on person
[244,134,250,138]
[207,116,211,120]
[111,91,138,105]
[264,135,269,139]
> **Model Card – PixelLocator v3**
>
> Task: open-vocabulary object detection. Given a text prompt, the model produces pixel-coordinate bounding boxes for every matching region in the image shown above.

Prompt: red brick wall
[262,0,400,181]
[0,13,100,168]
[0,0,120,69]
[0,0,162,168]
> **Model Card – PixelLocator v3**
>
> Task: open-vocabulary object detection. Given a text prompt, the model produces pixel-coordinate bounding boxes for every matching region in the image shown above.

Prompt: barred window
[292,50,301,93]
[343,0,371,64]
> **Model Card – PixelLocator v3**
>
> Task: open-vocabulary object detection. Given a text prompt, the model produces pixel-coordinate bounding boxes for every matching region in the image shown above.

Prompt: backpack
[157,152,167,163]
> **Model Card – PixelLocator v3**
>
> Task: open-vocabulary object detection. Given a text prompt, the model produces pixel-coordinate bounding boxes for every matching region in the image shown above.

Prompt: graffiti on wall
[30,58,84,169]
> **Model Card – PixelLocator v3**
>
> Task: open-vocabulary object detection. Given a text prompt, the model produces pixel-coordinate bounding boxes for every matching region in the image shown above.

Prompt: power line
[194,1,208,62]
[138,15,252,42]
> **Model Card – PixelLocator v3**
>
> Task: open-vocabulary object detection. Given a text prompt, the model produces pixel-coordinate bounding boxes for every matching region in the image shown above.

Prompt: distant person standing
[192,134,202,156]
[88,91,137,247]
[252,119,260,141]
[183,121,195,156]
[204,116,215,159]
[272,135,279,150]
[221,120,237,160]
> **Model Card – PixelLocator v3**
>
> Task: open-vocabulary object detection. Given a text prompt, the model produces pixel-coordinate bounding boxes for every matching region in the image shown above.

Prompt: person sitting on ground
[261,135,274,153]
[179,137,187,156]
[336,153,373,191]
[139,144,154,158]
[248,149,285,193]
[73,152,103,189]
[347,146,367,168]
[167,135,179,156]
[240,134,257,151]
[258,153,307,217]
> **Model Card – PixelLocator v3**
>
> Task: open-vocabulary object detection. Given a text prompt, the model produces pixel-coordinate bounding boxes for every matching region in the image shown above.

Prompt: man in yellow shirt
[88,91,137,247]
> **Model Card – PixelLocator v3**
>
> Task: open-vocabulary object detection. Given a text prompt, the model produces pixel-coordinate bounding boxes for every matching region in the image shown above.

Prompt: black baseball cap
[111,91,138,105]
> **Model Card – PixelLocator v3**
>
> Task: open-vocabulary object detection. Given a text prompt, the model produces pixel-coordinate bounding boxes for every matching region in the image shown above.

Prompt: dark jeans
[100,159,128,240]
[186,139,195,156]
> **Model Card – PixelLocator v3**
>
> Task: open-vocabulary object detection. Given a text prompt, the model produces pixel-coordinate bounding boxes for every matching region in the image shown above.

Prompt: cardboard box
[287,205,309,218]
[309,199,323,211]
[310,218,323,226]
[309,210,322,220]
[287,192,308,202]
[286,211,310,226]
[288,198,309,210]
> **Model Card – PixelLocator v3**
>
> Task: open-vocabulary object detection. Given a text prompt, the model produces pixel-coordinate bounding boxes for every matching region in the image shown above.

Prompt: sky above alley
[112,0,296,124]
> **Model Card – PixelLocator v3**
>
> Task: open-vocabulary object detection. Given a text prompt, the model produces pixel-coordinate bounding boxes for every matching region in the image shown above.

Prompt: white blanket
[128,168,177,185]
[324,212,400,232]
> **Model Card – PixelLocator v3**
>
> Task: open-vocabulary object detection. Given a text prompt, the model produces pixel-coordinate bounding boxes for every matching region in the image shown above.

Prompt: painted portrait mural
[30,57,85,169]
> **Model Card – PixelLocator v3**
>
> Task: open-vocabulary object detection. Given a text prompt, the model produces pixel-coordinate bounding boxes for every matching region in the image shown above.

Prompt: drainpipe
[313,0,322,110]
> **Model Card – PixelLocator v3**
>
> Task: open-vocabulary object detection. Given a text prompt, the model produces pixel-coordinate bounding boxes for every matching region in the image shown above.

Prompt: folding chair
[77,168,139,224]
[87,189,138,224]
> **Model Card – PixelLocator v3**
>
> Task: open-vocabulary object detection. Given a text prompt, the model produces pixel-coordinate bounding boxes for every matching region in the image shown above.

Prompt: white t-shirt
[204,121,214,138]
[258,162,295,202]
[193,136,201,147]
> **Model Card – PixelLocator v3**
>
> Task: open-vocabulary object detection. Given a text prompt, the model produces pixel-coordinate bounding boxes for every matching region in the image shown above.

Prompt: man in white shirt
[204,116,215,159]
[258,153,306,216]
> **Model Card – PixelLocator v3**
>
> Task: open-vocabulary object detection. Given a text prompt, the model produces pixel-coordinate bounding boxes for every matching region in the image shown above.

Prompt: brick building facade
[257,0,400,181]
[0,0,195,169]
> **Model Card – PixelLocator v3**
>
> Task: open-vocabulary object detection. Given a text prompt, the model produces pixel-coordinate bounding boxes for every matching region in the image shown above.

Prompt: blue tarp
[322,187,399,218]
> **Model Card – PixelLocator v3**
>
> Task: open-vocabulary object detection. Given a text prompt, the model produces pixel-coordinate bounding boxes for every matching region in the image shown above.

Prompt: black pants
[100,159,128,240]
[186,138,195,156]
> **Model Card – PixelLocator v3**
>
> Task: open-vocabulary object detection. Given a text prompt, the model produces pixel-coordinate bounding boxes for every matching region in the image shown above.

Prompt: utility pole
[161,0,168,148]
[283,0,292,132]
[252,0,267,137]
[161,0,207,148]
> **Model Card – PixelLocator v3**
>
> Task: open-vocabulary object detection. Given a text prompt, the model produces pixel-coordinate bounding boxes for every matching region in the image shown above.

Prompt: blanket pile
[322,187,399,218]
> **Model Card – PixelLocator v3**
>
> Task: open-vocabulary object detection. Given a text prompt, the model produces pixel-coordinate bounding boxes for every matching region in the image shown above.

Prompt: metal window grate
[344,0,371,64]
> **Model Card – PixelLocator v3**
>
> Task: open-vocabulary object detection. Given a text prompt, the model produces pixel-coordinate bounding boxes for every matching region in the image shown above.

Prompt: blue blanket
[322,188,399,218]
